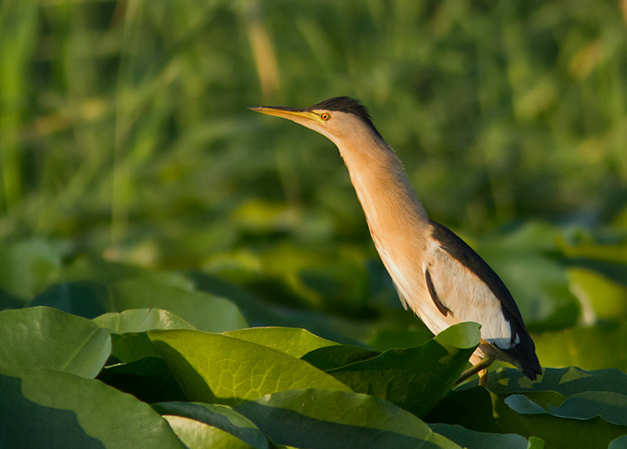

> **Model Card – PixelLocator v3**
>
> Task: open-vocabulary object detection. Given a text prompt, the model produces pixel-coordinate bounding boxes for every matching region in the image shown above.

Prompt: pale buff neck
[331,131,430,242]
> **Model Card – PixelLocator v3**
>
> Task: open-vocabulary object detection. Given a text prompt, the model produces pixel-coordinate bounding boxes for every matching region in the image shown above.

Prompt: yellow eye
[320,112,330,121]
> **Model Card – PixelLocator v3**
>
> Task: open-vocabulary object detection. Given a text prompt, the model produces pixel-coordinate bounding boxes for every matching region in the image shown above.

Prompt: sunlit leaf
[324,322,480,416]
[234,389,461,449]
[94,308,196,333]
[224,326,339,358]
[0,307,110,378]
[301,344,380,371]
[163,415,254,449]
[148,329,351,404]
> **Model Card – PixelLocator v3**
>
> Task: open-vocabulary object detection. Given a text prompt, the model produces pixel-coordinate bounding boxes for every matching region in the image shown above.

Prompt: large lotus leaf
[425,385,500,433]
[233,388,461,449]
[428,378,626,449]
[32,279,247,332]
[324,322,480,416]
[533,322,627,371]
[505,391,627,426]
[458,367,627,449]
[163,416,254,449]
[0,307,110,378]
[0,239,62,300]
[99,280,248,332]
[610,435,627,449]
[0,369,185,449]
[154,402,269,449]
[223,327,338,358]
[93,309,194,365]
[301,344,380,371]
[148,330,350,404]
[367,324,434,351]
[106,332,162,363]
[428,423,544,449]
[98,356,186,403]
[485,367,627,396]
[493,390,626,449]
[93,308,196,333]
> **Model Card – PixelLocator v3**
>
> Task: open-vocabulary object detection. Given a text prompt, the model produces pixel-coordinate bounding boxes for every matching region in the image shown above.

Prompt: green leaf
[0,239,61,299]
[428,423,541,449]
[425,386,500,433]
[493,390,626,449]
[233,389,461,449]
[224,326,339,358]
[301,344,380,371]
[148,329,351,404]
[503,393,566,414]
[98,357,186,404]
[93,308,196,333]
[506,391,627,426]
[477,368,627,449]
[109,333,162,363]
[485,367,627,397]
[154,402,269,449]
[609,435,627,449]
[553,391,627,424]
[94,310,195,364]
[367,325,434,351]
[534,322,627,371]
[324,322,480,416]
[104,279,248,332]
[0,307,110,378]
[0,369,184,449]
[163,415,254,449]
[32,279,248,332]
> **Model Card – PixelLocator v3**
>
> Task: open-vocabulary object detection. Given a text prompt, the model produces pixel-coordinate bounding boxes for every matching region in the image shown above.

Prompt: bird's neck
[334,135,430,245]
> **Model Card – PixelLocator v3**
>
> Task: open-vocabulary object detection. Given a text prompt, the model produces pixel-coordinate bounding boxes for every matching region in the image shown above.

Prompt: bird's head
[250,97,382,145]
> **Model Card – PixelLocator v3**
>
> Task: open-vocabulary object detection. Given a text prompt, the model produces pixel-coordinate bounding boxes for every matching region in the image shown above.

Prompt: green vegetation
[0,0,626,448]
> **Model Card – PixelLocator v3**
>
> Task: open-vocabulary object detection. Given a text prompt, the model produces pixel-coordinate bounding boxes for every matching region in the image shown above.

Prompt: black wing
[430,221,542,379]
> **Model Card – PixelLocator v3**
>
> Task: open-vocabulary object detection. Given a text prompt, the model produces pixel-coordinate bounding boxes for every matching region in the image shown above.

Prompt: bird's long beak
[249,106,314,122]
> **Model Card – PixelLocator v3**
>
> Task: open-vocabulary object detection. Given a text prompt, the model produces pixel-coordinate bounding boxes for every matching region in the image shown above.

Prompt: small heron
[251,97,541,384]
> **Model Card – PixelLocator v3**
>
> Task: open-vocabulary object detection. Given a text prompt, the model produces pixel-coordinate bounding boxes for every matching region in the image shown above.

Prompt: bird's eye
[320,113,330,121]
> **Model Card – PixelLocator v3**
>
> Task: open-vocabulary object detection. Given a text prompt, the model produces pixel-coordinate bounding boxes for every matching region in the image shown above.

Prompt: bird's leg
[455,355,495,386]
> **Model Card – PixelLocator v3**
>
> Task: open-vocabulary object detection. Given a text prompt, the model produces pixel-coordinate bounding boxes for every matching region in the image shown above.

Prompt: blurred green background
[1,0,626,354]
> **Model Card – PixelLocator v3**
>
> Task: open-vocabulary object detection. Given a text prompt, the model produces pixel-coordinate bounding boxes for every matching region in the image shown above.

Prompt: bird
[250,96,541,385]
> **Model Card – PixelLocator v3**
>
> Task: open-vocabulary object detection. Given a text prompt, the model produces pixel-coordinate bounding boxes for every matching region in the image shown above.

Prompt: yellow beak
[249,106,315,122]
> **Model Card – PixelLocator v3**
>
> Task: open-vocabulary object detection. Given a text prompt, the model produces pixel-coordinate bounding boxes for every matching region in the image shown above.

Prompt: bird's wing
[428,221,527,328]
[425,221,541,379]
